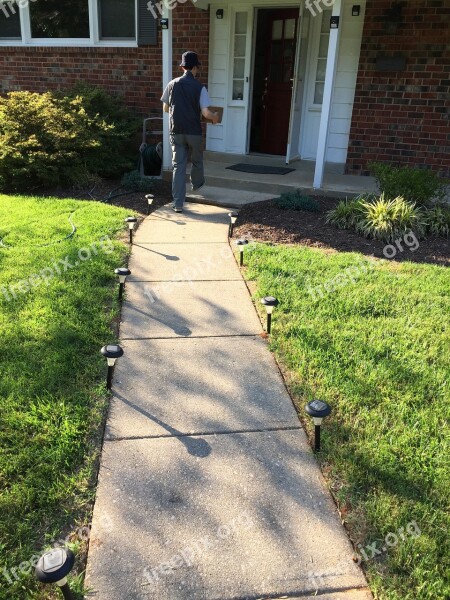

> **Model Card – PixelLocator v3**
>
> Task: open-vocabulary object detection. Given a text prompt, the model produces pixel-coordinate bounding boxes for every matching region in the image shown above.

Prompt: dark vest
[167,71,204,136]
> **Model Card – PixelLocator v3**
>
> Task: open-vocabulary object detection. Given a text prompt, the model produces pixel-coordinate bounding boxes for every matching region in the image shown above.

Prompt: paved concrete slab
[120,281,262,339]
[186,186,276,208]
[85,431,368,600]
[128,243,241,282]
[135,219,229,244]
[105,337,300,440]
[86,201,371,600]
[148,203,232,224]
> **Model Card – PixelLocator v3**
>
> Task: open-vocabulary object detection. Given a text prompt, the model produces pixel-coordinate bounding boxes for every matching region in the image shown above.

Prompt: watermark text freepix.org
[147,0,194,20]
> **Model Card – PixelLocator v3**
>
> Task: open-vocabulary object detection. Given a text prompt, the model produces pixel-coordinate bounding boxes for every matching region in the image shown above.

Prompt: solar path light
[35,547,75,600]
[101,344,124,390]
[125,216,137,244]
[145,194,154,215]
[115,267,131,301]
[260,296,279,334]
[305,399,332,452]
[228,211,238,237]
[235,238,248,267]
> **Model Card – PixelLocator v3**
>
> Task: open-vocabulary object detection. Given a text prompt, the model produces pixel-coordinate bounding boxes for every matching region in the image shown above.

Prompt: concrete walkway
[85,204,372,600]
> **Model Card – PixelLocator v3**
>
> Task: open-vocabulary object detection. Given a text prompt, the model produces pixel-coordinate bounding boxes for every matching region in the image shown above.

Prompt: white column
[313,0,342,190]
[162,4,173,171]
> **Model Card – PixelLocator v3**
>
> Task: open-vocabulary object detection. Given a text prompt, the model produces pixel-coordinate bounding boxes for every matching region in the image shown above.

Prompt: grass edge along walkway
[244,242,449,600]
[0,195,131,600]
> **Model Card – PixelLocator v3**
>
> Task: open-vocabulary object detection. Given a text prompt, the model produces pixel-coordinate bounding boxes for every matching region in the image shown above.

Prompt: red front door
[259,9,299,155]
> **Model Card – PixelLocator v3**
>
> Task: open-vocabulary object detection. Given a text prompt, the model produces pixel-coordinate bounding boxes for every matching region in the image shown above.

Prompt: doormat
[226,164,295,175]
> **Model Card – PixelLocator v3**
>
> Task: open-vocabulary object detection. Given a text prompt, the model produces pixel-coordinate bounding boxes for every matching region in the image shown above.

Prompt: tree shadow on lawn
[235,199,449,266]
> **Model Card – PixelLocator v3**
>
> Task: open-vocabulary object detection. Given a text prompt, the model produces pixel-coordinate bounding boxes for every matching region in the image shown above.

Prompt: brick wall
[0,4,210,118]
[346,0,450,177]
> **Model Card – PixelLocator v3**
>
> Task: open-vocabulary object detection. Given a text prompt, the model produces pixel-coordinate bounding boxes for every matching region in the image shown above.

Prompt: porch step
[162,153,378,206]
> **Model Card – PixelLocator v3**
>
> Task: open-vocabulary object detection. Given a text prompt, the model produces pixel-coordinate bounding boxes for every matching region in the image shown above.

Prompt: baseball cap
[180,51,201,69]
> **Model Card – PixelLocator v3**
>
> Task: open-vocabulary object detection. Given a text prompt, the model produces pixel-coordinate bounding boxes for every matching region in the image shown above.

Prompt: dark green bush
[274,190,321,212]
[121,170,156,192]
[0,87,138,191]
[370,162,449,206]
[425,205,450,237]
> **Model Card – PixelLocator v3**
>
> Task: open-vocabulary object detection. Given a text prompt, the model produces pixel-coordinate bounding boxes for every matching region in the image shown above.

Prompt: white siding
[206,10,230,153]
[206,0,365,162]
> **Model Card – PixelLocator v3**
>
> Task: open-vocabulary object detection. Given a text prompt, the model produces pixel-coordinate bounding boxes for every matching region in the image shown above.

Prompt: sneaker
[191,179,205,192]
[172,206,183,213]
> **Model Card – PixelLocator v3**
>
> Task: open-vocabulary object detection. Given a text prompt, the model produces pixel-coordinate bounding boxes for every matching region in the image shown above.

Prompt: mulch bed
[34,182,448,265]
[44,178,174,215]
[233,197,449,266]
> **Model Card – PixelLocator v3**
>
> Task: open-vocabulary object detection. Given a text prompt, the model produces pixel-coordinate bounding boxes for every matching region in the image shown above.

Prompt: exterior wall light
[305,399,332,452]
[101,344,124,390]
[260,296,279,334]
[115,267,131,301]
[216,9,224,19]
[125,217,137,244]
[35,547,75,599]
[235,238,248,266]
[145,194,154,216]
[228,211,238,237]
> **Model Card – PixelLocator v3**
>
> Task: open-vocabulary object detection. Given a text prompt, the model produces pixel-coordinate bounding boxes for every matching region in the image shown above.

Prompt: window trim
[0,0,139,47]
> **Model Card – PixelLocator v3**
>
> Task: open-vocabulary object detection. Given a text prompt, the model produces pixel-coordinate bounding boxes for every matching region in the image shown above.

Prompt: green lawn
[0,195,130,599]
[245,243,449,600]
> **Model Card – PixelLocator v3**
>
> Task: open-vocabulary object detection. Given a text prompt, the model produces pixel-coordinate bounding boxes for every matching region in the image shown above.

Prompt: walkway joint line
[106,425,304,443]
[120,333,262,341]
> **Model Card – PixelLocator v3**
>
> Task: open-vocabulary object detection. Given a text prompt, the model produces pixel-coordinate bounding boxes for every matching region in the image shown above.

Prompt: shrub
[121,170,156,192]
[0,87,138,191]
[327,194,427,241]
[57,83,139,177]
[356,194,426,241]
[274,190,321,212]
[425,205,450,237]
[326,196,366,229]
[370,162,449,206]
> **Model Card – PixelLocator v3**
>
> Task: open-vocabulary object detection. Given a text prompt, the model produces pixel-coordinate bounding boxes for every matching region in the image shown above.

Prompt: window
[0,1,21,39]
[99,0,135,40]
[232,12,247,101]
[0,0,153,46]
[313,9,332,105]
[30,0,90,39]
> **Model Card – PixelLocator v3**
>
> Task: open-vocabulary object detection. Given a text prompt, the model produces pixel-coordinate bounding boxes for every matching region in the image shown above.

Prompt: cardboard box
[202,106,223,124]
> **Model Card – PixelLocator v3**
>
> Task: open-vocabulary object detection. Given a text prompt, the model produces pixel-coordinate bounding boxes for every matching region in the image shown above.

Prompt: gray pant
[170,134,204,208]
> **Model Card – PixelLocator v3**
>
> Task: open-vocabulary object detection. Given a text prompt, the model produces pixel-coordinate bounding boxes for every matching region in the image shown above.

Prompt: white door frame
[285,3,303,164]
[244,2,303,157]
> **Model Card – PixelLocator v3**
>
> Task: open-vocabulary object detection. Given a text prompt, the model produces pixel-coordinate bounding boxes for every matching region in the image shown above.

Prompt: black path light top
[261,296,279,308]
[101,345,124,360]
[229,211,238,221]
[235,238,249,246]
[115,268,131,277]
[305,399,332,419]
[125,216,137,223]
[35,547,75,584]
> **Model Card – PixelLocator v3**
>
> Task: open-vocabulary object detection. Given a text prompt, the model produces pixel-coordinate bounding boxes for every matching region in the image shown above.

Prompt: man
[161,51,220,213]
